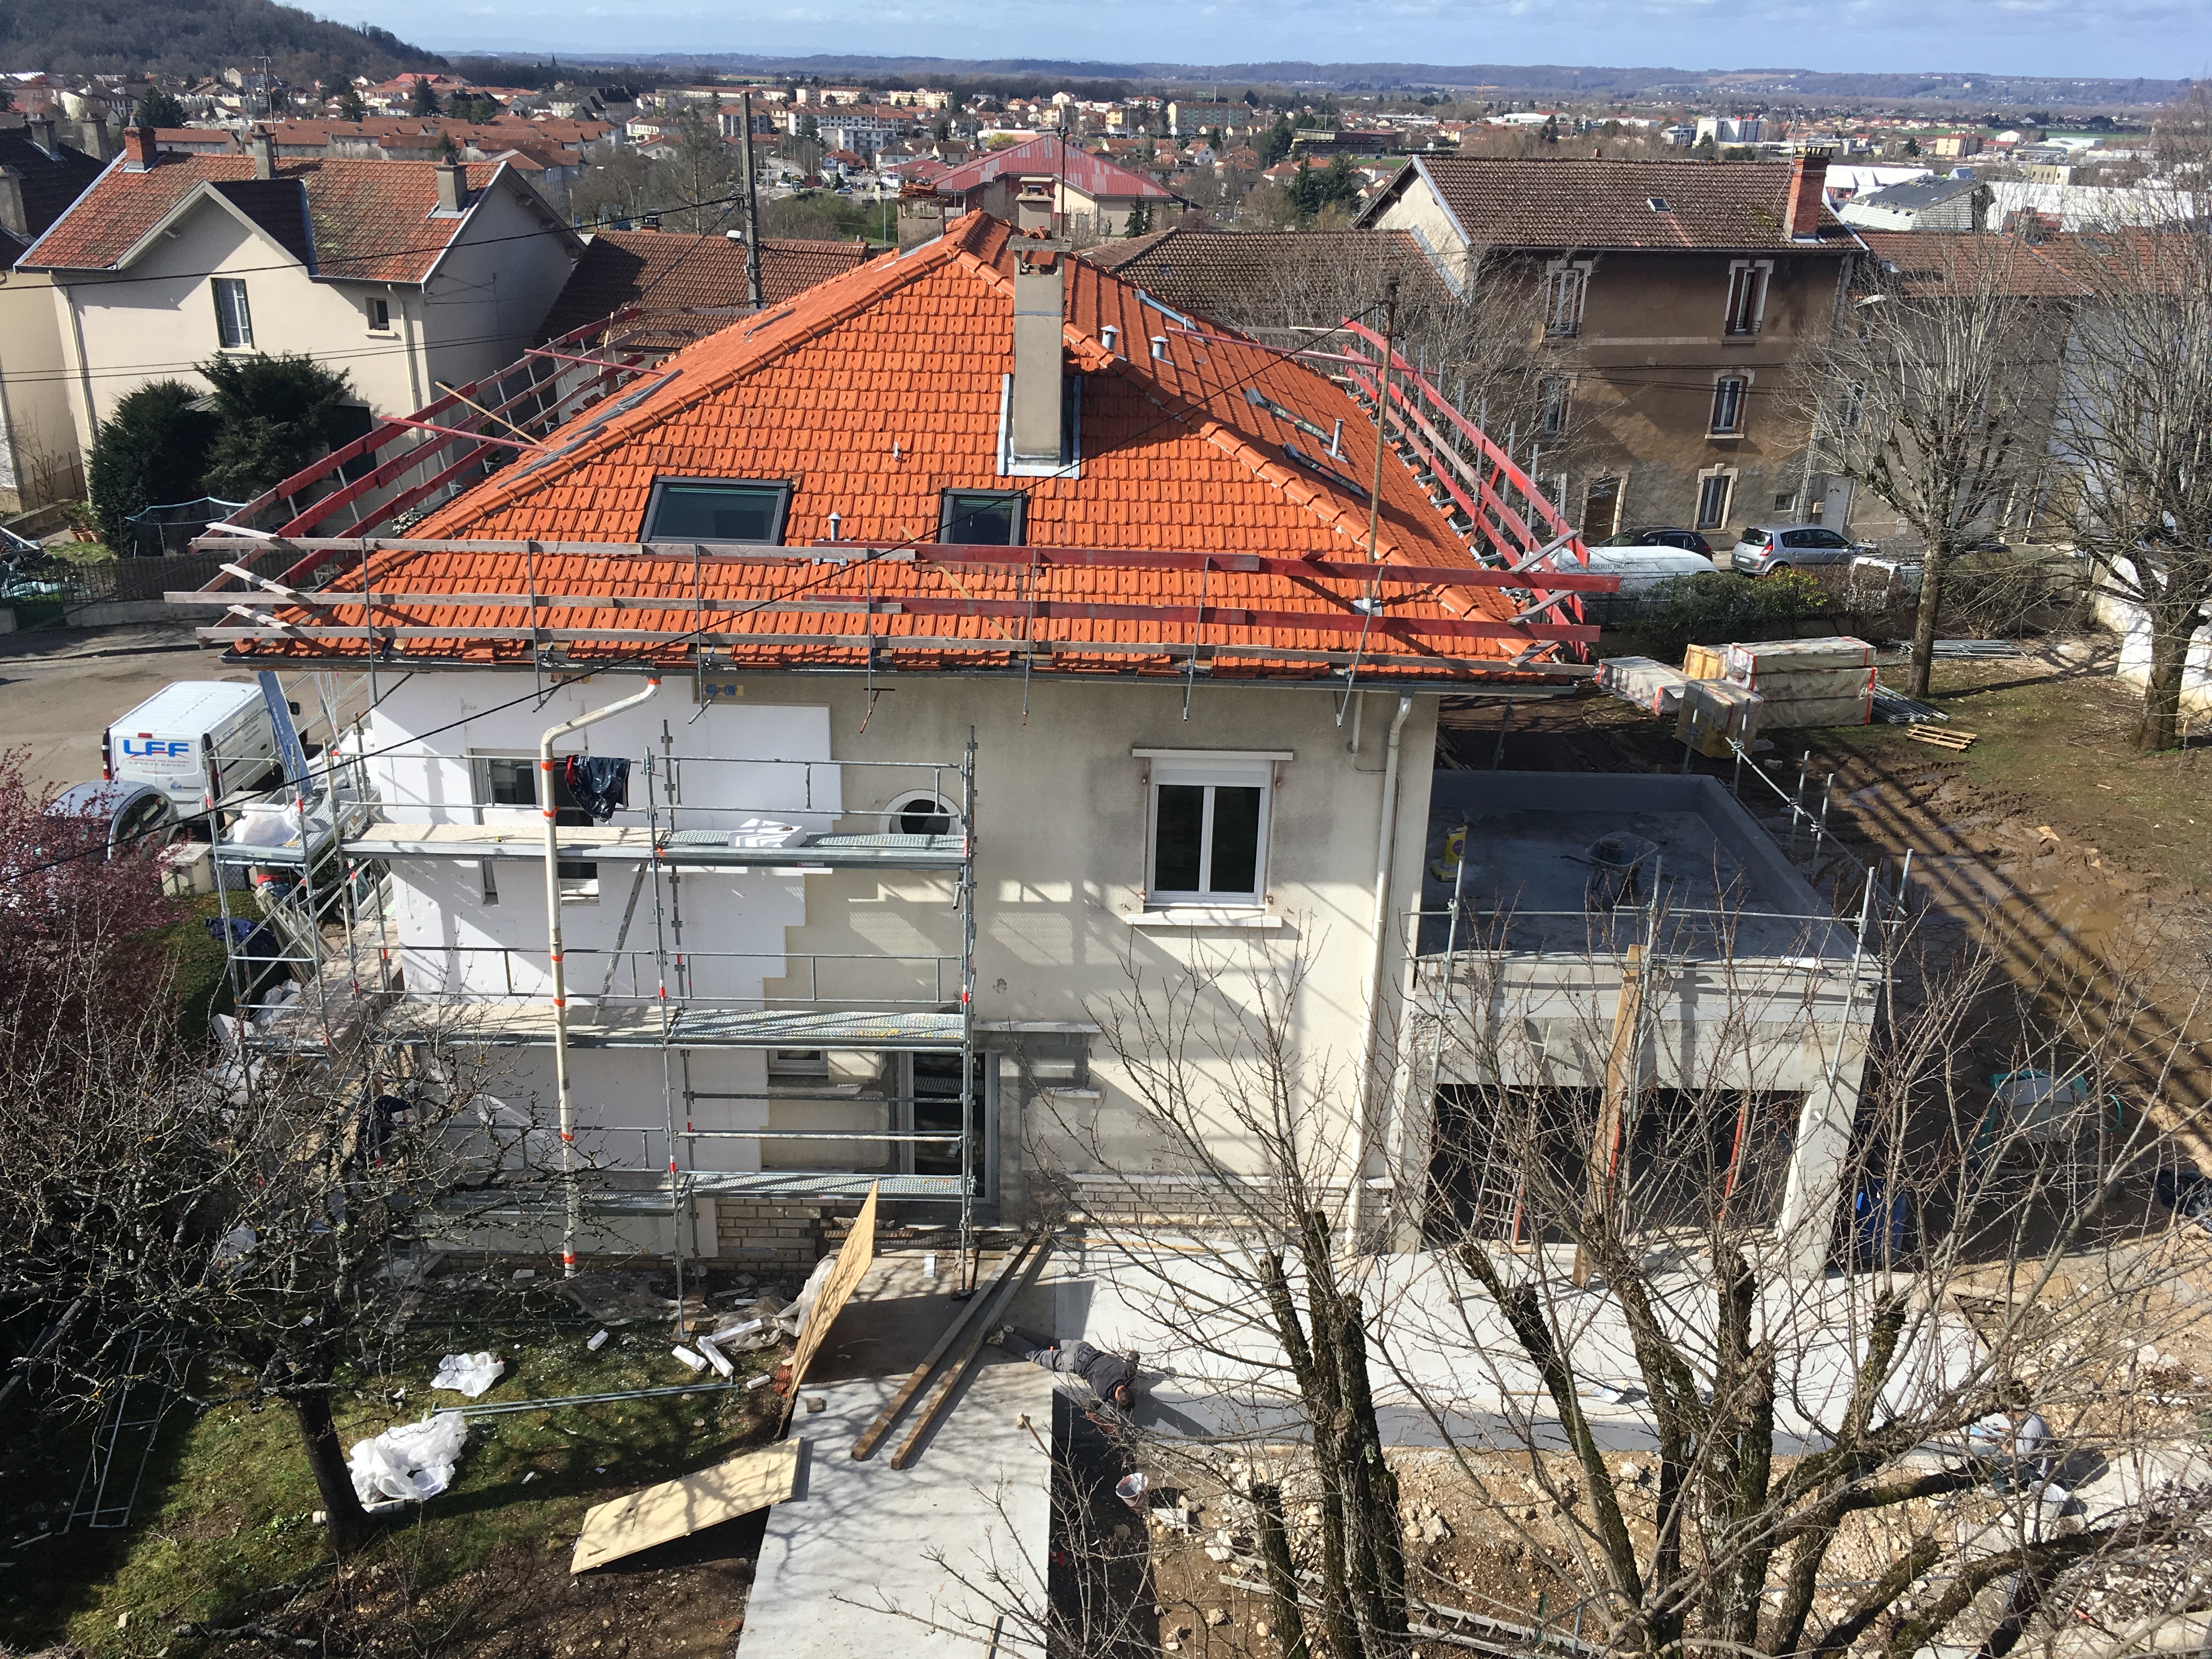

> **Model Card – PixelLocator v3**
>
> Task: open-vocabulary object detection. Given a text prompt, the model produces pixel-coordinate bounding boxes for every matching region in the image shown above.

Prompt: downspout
[1347,692,1415,1248]
[544,675,661,1276]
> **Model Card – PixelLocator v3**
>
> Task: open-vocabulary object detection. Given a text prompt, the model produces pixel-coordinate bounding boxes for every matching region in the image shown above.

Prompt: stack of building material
[1681,644,1727,684]
[1675,679,1764,758]
[1596,656,1691,716]
[1720,637,1875,729]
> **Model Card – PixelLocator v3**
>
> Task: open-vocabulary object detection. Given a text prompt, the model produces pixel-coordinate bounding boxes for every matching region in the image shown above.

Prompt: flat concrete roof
[1420,771,1852,961]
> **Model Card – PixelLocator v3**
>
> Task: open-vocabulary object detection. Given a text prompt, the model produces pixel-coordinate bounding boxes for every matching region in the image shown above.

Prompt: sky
[378,0,2206,83]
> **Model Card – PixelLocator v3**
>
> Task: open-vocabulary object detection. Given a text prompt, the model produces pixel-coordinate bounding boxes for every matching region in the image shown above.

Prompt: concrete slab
[738,1367,1053,1659]
[735,1251,1057,1659]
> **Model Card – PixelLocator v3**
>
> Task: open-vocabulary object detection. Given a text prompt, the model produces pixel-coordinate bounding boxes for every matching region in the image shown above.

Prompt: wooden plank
[890,1237,1055,1471]
[850,1232,1040,1462]
[570,1439,801,1573]
[781,1182,878,1418]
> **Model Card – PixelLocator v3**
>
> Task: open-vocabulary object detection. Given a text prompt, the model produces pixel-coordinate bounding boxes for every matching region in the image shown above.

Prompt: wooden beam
[850,1232,1040,1462]
[889,1236,1054,1471]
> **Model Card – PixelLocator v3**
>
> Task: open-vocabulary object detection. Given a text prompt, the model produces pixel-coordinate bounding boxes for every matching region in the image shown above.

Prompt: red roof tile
[19,153,559,282]
[930,133,1174,202]
[224,215,1600,682]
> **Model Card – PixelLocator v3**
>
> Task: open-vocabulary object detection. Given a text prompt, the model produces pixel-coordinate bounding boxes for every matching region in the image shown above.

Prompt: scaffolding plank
[387,1003,964,1050]
[571,1439,802,1573]
[851,1233,1038,1462]
[889,1237,1054,1470]
[346,822,969,871]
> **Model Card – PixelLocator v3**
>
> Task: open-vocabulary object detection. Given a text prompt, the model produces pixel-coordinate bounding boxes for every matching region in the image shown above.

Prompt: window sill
[365,328,398,339]
[1128,909,1285,930]
[1719,335,1762,347]
[1706,432,1743,443]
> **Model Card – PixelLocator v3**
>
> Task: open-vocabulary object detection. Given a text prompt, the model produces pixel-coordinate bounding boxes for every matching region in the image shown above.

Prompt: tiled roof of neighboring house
[534,228,877,343]
[19,154,568,281]
[1081,227,1460,328]
[1358,156,1857,251]
[221,215,1593,682]
[1854,230,2091,298]
[0,121,106,260]
[929,133,1175,201]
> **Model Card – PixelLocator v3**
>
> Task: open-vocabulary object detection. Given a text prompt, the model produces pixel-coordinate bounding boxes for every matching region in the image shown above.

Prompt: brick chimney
[1786,148,1833,239]
[433,157,468,212]
[247,126,275,179]
[122,123,157,172]
[1014,175,1055,235]
[1008,244,1065,468]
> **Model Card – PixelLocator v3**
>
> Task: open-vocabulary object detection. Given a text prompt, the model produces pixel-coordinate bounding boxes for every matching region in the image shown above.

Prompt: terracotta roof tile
[533,228,877,343]
[20,154,541,282]
[231,215,1600,682]
[929,133,1175,202]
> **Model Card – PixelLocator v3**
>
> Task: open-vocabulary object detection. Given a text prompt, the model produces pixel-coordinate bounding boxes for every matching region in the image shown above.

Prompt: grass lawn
[0,1277,788,1657]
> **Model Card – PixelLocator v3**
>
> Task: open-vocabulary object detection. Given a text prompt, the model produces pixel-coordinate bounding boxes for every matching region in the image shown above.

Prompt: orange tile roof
[223,214,1603,683]
[19,153,544,281]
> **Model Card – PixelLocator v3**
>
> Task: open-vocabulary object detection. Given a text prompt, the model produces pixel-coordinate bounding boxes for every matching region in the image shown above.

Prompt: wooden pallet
[1908,726,1978,751]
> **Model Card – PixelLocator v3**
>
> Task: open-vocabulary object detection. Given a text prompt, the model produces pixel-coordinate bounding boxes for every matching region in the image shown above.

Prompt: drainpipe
[1347,692,1415,1248]
[544,675,661,1276]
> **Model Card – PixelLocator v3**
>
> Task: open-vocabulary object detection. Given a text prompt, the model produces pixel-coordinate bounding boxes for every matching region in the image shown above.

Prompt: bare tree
[2049,221,2212,752]
[0,942,517,1554]
[1808,239,2056,698]
[1015,896,2212,1659]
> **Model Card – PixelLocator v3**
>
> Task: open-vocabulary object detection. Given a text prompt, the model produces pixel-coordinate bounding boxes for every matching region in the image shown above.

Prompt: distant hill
[0,0,445,81]
[500,50,2187,110]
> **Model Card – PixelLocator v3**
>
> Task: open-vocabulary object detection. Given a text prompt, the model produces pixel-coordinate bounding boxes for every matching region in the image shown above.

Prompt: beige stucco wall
[413,179,578,394]
[0,268,77,511]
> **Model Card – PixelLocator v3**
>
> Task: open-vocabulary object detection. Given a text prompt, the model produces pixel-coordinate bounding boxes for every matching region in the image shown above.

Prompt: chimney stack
[0,167,26,241]
[121,123,157,172]
[1786,148,1832,239]
[1008,244,1065,469]
[73,118,116,161]
[1014,175,1055,235]
[26,116,59,158]
[248,126,275,179]
[434,157,468,212]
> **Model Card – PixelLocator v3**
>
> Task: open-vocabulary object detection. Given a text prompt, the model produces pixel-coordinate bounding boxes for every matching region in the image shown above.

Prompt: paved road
[0,623,239,794]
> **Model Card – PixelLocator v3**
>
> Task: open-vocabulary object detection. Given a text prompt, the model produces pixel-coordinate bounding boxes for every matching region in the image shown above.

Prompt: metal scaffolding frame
[203,690,984,1277]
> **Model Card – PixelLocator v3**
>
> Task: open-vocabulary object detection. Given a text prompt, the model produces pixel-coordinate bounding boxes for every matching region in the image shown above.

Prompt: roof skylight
[1647,196,1671,212]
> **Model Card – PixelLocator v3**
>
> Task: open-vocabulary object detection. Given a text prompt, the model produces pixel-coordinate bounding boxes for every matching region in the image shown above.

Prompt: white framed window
[1542,261,1590,337]
[1709,375,1748,437]
[470,752,599,899]
[367,296,392,332]
[1695,469,1736,531]
[1138,751,1280,909]
[1722,259,1771,336]
[213,276,254,349]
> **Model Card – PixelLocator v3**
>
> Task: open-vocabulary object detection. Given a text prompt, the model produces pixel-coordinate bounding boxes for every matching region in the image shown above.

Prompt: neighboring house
[926,133,1177,239]
[1813,229,2090,540]
[0,116,106,512]
[1836,174,1986,233]
[194,210,1871,1274]
[1357,154,1860,543]
[534,227,876,353]
[18,128,583,465]
[1983,178,2197,233]
[1081,225,1459,348]
[1164,100,1246,138]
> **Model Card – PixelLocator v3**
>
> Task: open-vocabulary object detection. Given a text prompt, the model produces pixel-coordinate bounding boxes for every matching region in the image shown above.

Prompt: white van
[103,681,283,812]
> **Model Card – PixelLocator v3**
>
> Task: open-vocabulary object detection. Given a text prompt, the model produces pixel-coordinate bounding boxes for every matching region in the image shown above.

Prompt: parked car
[1576,545,1723,623]
[44,781,183,859]
[1729,523,1874,575]
[1600,526,1716,557]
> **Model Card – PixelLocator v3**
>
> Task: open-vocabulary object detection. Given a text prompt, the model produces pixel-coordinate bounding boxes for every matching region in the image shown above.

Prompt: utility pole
[738,92,765,308]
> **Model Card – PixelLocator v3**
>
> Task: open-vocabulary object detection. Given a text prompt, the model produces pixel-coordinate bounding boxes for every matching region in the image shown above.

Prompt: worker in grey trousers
[996,1327,1137,1412]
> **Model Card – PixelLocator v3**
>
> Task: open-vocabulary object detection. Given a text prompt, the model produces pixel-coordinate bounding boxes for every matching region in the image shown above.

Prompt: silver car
[1729,523,1872,575]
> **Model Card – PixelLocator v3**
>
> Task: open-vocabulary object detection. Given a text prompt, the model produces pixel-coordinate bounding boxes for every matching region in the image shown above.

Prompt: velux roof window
[645,479,792,544]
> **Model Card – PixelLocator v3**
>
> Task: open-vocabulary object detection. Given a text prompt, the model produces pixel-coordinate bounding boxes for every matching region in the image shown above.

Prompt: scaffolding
[202,691,985,1272]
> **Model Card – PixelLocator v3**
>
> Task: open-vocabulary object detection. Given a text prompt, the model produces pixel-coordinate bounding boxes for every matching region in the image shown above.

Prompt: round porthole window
[885,793,955,836]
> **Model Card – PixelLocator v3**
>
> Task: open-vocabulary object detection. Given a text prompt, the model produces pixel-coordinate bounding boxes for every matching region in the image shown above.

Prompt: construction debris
[1908,726,1978,752]
[429,1351,506,1398]
[1872,684,1948,724]
[569,1439,803,1573]
[348,1411,469,1513]
[853,1231,1043,1462]
[1931,639,2024,659]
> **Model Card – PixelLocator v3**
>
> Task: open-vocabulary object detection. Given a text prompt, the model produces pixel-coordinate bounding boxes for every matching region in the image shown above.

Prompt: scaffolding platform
[386,1002,966,1049]
[348,822,969,871]
[441,1169,966,1218]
